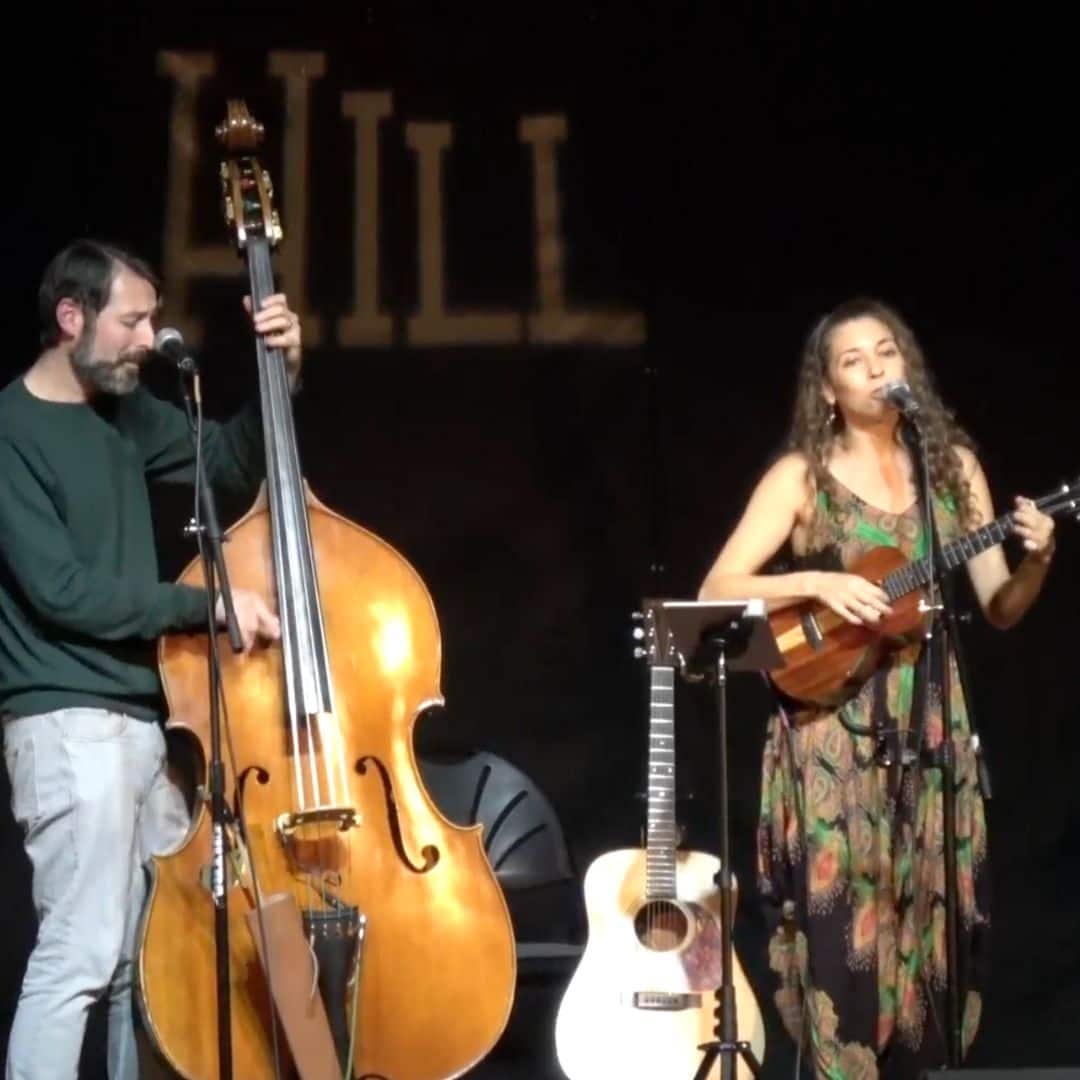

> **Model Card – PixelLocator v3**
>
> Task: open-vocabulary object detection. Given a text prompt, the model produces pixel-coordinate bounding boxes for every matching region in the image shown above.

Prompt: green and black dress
[758,476,989,1079]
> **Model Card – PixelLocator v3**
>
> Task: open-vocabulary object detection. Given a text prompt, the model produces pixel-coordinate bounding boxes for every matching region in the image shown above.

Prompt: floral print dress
[758,477,990,1079]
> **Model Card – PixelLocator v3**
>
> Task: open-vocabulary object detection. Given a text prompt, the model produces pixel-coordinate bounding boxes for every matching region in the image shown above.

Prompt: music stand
[647,599,780,1080]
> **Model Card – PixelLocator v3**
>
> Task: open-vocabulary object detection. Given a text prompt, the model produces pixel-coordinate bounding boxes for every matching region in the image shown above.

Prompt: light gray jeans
[2,708,189,1080]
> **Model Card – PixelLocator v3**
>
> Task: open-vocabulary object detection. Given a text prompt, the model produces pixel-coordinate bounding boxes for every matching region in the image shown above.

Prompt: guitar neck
[645,665,677,900]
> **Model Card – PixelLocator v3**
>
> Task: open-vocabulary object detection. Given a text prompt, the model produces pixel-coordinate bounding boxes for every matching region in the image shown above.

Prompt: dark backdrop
[1,7,1077,1077]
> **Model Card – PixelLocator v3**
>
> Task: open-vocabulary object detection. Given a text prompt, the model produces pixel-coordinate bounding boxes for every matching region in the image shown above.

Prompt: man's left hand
[244,293,302,388]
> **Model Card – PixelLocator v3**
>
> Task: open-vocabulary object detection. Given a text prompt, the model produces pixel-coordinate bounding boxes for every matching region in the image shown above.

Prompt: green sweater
[0,376,264,720]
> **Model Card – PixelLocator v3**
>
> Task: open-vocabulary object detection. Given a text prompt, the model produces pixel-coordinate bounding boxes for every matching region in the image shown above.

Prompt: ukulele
[769,476,1079,707]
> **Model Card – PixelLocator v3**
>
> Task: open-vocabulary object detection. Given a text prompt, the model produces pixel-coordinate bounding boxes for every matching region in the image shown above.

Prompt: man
[0,239,302,1079]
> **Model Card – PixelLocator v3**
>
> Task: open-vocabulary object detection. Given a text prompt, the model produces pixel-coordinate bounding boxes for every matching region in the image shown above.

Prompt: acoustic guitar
[769,477,1080,707]
[554,605,765,1079]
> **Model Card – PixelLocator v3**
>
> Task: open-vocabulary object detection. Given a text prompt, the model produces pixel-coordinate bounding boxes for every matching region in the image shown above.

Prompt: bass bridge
[275,805,360,836]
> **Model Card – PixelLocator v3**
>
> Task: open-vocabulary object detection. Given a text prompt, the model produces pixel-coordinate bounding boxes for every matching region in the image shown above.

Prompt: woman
[698,298,1055,1077]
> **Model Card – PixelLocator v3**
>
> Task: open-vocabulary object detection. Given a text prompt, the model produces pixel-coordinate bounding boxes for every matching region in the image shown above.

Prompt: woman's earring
[827,403,836,427]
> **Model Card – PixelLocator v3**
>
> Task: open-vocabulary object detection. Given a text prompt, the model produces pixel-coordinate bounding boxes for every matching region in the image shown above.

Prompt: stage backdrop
[2,10,1077,1077]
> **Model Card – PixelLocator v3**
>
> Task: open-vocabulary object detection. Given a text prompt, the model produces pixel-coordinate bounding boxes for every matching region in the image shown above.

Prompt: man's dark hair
[37,240,161,347]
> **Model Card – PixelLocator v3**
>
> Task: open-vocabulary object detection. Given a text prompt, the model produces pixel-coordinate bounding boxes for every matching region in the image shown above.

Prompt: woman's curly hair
[788,297,979,529]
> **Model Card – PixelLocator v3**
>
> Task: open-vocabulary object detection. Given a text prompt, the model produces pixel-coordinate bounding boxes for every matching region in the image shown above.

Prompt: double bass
[138,101,515,1079]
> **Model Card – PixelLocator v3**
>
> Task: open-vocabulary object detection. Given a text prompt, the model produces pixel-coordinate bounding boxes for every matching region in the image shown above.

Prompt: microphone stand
[902,413,965,1066]
[940,574,993,803]
[175,360,244,1080]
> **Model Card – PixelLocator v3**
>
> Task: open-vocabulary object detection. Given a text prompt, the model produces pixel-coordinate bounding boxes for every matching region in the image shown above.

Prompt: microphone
[879,379,920,417]
[153,327,198,374]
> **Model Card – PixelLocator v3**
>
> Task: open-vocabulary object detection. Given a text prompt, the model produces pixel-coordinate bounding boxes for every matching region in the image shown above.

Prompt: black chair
[418,750,584,972]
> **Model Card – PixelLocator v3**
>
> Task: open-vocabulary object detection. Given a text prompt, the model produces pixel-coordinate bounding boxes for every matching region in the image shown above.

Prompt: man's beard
[70,323,143,396]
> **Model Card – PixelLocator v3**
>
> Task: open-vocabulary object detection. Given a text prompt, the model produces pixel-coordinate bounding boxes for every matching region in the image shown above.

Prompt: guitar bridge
[632,991,701,1011]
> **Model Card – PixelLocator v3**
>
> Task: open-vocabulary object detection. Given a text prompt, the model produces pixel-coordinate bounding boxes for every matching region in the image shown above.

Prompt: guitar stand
[643,600,779,1080]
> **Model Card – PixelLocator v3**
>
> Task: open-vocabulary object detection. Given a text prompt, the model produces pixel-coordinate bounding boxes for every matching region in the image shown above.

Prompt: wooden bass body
[139,492,515,1080]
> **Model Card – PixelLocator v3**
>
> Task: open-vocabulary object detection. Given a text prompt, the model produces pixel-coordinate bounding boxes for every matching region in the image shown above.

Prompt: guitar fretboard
[645,665,677,900]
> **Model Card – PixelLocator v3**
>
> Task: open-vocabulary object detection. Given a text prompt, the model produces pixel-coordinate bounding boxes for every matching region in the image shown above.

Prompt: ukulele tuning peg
[633,646,649,660]
[631,611,645,622]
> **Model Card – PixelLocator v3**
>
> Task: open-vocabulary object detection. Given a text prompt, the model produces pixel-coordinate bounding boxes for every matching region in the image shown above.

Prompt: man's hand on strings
[243,293,302,389]
[215,589,281,653]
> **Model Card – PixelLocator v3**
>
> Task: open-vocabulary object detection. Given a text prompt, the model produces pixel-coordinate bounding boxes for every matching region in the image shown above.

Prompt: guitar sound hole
[634,900,689,952]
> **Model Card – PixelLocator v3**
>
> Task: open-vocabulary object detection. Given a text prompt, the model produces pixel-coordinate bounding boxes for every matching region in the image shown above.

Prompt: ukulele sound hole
[634,900,689,952]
